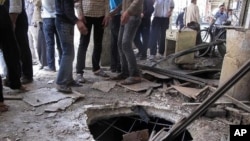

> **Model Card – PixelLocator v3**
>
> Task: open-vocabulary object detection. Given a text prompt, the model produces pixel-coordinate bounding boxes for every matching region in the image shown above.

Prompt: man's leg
[110,15,121,72]
[43,18,56,71]
[149,17,161,57]
[159,18,169,55]
[15,10,33,82]
[92,17,104,72]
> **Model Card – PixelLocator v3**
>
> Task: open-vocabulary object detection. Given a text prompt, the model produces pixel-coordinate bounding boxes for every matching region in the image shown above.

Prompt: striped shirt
[75,0,109,18]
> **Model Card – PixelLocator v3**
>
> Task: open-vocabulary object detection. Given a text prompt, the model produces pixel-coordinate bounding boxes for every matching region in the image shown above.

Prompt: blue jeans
[43,18,62,70]
[118,16,141,77]
[149,17,170,55]
[55,19,74,86]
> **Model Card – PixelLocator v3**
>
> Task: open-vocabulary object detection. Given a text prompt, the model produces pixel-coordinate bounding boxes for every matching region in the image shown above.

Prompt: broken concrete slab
[45,98,75,112]
[91,81,116,92]
[172,86,201,99]
[119,78,161,92]
[23,88,84,107]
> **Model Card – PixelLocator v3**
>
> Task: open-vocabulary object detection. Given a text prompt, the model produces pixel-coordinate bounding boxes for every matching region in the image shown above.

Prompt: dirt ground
[0,63,230,141]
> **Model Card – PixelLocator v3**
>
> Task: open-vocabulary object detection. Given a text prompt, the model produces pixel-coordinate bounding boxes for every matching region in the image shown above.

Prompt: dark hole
[88,115,193,141]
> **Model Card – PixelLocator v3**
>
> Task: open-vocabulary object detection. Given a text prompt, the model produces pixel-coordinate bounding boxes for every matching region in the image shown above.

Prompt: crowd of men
[0,0,233,112]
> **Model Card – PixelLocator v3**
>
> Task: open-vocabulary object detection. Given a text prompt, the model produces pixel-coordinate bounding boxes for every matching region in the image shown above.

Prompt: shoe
[110,68,116,73]
[39,65,44,70]
[69,80,83,87]
[56,85,72,94]
[149,55,155,60]
[21,77,33,84]
[43,66,56,72]
[111,73,128,80]
[94,69,109,77]
[120,77,141,85]
[76,74,85,83]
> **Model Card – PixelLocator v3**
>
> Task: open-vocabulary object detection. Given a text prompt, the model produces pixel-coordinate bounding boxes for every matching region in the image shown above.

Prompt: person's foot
[43,66,56,72]
[39,65,44,70]
[56,85,72,94]
[94,69,109,77]
[21,77,33,84]
[0,103,9,112]
[149,55,156,61]
[76,74,85,83]
[111,73,129,80]
[69,80,83,87]
[120,77,141,85]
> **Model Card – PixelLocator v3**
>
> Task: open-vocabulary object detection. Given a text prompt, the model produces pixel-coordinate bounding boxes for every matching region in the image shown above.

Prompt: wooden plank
[225,95,250,113]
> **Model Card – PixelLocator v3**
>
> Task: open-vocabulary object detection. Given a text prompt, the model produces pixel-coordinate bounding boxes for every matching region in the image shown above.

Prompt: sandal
[94,69,109,77]
[121,77,141,85]
[56,85,72,94]
[69,80,83,87]
[0,103,9,112]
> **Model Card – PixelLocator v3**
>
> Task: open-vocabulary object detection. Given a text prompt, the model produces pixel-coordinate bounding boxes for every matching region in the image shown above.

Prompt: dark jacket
[55,0,78,25]
[143,0,154,19]
[176,12,184,28]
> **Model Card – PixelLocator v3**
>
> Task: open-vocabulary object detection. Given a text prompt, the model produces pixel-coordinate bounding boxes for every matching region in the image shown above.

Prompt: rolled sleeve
[9,0,22,13]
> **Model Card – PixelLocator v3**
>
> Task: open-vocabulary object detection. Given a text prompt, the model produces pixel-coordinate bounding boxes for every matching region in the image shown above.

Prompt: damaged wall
[219,29,250,101]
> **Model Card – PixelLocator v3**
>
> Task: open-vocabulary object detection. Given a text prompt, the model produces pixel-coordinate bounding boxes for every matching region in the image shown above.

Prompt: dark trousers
[134,17,151,57]
[43,18,62,70]
[76,16,104,74]
[0,75,3,102]
[110,14,121,71]
[15,10,33,79]
[37,22,48,67]
[0,6,21,89]
[149,17,170,55]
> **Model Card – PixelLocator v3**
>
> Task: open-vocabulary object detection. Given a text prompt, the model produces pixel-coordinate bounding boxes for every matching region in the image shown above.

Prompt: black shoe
[69,80,83,87]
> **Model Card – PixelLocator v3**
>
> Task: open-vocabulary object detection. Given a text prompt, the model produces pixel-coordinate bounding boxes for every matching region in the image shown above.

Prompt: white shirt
[41,0,56,18]
[9,0,22,13]
[153,0,174,17]
[184,3,200,25]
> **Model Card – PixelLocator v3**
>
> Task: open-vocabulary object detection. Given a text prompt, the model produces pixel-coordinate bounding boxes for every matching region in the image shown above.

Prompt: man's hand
[102,15,110,27]
[76,20,88,35]
[121,11,130,25]
[167,10,172,18]
[0,0,5,5]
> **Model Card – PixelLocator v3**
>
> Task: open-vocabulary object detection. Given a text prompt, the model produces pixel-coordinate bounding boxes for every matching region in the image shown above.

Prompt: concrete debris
[4,95,23,100]
[45,98,74,112]
[119,78,161,92]
[165,85,211,102]
[47,80,54,84]
[23,88,84,107]
[204,107,227,118]
[123,129,149,141]
[142,70,170,80]
[46,113,57,118]
[91,81,116,92]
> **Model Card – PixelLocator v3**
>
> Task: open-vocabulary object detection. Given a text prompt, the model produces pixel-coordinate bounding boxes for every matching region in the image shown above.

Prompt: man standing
[184,0,200,26]
[7,0,33,84]
[112,0,143,85]
[214,3,228,25]
[148,0,175,61]
[41,0,62,72]
[75,0,110,83]
[55,0,87,93]
[109,0,122,73]
[134,0,154,60]
[176,8,185,30]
